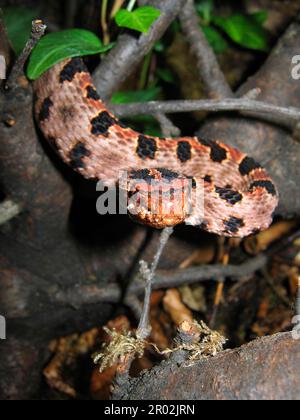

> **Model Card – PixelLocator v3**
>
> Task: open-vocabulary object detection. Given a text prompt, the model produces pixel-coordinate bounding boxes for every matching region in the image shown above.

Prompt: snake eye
[124,168,193,229]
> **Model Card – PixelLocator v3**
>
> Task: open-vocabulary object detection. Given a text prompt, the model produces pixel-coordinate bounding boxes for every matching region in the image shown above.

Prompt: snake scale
[34,57,279,237]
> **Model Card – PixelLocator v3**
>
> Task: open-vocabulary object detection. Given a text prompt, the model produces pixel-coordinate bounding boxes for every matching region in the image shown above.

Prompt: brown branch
[93,0,186,99]
[136,227,174,339]
[53,228,300,308]
[6,19,46,90]
[154,113,181,137]
[179,0,232,99]
[124,332,300,400]
[53,253,268,307]
[110,98,300,130]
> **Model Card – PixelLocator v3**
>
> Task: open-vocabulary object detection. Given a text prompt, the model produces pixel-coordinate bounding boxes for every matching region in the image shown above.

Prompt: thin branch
[137,227,174,339]
[53,228,300,308]
[6,20,46,90]
[154,113,181,137]
[111,98,300,129]
[179,0,232,99]
[0,200,21,225]
[93,0,186,99]
[297,277,300,317]
[53,253,268,307]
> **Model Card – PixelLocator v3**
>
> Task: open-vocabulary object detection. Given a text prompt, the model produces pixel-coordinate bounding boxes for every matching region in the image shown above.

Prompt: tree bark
[125,333,300,400]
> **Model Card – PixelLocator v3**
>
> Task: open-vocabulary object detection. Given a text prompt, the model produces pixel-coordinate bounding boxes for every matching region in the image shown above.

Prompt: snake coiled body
[34,58,279,237]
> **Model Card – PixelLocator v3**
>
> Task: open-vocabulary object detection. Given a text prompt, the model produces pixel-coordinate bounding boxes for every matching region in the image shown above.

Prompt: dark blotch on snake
[86,85,100,100]
[198,138,227,163]
[59,58,87,83]
[157,168,180,180]
[129,169,155,182]
[239,156,262,176]
[224,216,245,234]
[137,135,157,160]
[39,97,53,122]
[91,111,116,136]
[215,187,243,205]
[69,142,91,169]
[250,180,277,196]
[177,141,192,162]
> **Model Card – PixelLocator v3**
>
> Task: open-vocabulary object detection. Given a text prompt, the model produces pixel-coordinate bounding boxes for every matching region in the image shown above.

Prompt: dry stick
[53,253,268,307]
[6,20,46,90]
[136,227,174,339]
[53,229,300,307]
[110,98,300,130]
[0,200,21,226]
[154,113,181,137]
[179,0,232,99]
[111,227,174,400]
[297,277,300,318]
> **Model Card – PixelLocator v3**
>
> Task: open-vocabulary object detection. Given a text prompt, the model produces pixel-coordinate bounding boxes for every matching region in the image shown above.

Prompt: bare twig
[179,0,232,99]
[93,0,185,99]
[136,227,174,339]
[154,113,181,137]
[111,98,300,130]
[296,276,300,318]
[0,200,21,226]
[53,228,300,307]
[53,253,268,307]
[6,20,46,90]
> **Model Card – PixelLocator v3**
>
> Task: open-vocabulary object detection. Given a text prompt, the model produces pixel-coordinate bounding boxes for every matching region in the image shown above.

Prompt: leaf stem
[101,0,110,45]
[138,51,152,90]
[127,0,137,12]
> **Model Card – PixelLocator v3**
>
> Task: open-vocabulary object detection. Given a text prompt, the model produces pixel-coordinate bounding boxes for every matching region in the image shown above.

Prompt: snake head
[122,168,194,229]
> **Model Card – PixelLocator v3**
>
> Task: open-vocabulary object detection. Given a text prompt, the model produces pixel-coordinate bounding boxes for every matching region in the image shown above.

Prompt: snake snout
[125,168,193,229]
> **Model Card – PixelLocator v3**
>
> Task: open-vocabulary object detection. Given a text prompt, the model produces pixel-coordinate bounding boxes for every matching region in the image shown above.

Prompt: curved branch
[110,98,300,129]
[53,253,268,307]
[93,0,185,100]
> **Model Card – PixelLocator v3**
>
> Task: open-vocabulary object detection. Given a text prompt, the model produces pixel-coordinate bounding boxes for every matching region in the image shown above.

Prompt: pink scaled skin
[34,58,279,237]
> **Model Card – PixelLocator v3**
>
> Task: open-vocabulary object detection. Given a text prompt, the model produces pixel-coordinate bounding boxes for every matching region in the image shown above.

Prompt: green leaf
[154,40,165,53]
[156,68,176,84]
[115,6,161,33]
[196,0,213,24]
[201,25,228,54]
[2,6,37,55]
[212,14,269,52]
[27,29,114,80]
[251,11,268,26]
[111,87,161,104]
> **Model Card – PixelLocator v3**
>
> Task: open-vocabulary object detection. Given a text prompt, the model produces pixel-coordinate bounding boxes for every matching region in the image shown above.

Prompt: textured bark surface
[126,333,300,400]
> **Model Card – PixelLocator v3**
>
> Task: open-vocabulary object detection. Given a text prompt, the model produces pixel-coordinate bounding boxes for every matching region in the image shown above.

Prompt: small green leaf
[2,6,37,55]
[156,68,176,84]
[154,40,165,53]
[250,11,268,26]
[115,6,161,33]
[111,87,161,104]
[213,14,269,52]
[201,25,228,54]
[196,0,213,24]
[27,29,114,80]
